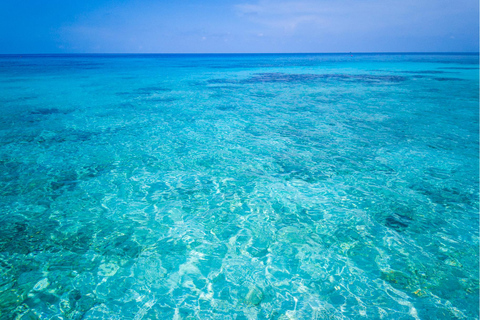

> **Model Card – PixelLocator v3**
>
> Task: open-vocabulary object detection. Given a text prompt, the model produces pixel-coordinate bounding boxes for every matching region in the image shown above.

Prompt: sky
[0,0,478,53]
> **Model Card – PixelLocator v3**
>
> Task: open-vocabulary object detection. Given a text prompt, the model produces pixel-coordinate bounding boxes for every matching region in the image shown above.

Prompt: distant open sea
[0,53,478,319]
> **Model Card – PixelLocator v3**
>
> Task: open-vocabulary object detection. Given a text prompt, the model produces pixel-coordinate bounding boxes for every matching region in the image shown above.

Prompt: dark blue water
[0,54,478,319]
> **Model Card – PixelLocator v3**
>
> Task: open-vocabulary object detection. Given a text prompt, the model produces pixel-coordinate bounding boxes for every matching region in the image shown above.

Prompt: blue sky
[0,0,478,53]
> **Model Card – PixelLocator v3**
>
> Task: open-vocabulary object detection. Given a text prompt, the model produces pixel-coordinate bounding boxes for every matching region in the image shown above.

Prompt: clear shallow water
[0,53,478,319]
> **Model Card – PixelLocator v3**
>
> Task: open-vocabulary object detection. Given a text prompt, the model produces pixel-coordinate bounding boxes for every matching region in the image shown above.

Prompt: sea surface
[0,53,478,319]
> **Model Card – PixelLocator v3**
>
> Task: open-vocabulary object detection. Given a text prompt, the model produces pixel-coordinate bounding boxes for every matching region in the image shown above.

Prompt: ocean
[0,53,478,319]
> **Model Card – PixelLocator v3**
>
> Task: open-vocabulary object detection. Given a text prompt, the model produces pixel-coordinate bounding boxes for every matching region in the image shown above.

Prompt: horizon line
[0,51,479,56]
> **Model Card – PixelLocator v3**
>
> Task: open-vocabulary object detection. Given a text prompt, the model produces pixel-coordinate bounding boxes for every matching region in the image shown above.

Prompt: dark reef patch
[136,87,172,93]
[401,70,449,74]
[208,72,407,85]
[116,92,135,96]
[207,85,244,90]
[385,212,412,232]
[409,75,428,78]
[30,108,68,115]
[433,77,464,82]
[216,105,236,111]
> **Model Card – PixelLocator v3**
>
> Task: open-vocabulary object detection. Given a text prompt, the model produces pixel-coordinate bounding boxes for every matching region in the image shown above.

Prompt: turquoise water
[0,54,478,319]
